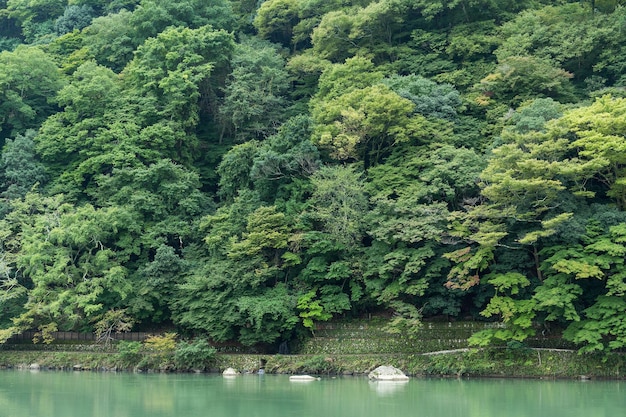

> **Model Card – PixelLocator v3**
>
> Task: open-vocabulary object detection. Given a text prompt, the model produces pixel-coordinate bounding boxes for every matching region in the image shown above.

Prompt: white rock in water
[29,363,40,370]
[222,367,240,376]
[368,366,409,381]
[289,375,320,381]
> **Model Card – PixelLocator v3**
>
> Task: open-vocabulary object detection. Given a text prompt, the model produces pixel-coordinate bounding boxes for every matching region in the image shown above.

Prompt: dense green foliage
[2,0,626,354]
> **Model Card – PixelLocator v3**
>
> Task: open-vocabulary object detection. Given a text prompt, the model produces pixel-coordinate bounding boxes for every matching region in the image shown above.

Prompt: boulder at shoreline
[222,367,240,376]
[368,366,409,381]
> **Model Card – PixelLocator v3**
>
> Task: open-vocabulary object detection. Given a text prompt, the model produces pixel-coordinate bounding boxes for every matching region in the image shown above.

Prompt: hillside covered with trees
[1,0,626,353]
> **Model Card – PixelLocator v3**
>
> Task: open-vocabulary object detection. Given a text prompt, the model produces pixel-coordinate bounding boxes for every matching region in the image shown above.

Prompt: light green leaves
[559,95,626,208]
[10,197,134,330]
[312,84,418,164]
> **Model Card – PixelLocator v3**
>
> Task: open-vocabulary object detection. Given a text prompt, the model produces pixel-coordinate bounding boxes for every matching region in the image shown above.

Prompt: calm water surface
[0,370,624,417]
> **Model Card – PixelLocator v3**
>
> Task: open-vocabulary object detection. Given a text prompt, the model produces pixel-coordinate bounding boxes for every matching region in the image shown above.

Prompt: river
[0,370,624,417]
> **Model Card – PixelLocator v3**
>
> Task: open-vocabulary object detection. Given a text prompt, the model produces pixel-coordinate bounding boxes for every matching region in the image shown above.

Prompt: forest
[1,0,626,353]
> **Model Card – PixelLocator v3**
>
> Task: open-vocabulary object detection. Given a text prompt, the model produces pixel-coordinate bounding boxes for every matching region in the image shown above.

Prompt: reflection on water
[368,380,409,396]
[0,370,625,417]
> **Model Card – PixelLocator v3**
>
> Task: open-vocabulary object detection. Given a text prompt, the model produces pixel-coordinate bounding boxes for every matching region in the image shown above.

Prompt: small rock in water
[289,375,320,381]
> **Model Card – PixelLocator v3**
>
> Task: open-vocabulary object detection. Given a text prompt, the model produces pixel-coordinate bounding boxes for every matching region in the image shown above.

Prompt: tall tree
[174,192,300,345]
[123,25,234,136]
[382,74,462,120]
[81,10,136,73]
[254,0,300,48]
[307,165,369,250]
[310,0,410,63]
[456,95,626,349]
[477,55,576,107]
[0,46,64,143]
[5,0,65,42]
[364,143,485,330]
[312,83,428,167]
[0,130,47,217]
[219,37,290,142]
[0,193,136,336]
[495,3,625,84]
[556,95,626,209]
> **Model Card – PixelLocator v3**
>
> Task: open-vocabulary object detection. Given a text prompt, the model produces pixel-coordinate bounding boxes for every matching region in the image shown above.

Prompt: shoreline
[1,349,624,380]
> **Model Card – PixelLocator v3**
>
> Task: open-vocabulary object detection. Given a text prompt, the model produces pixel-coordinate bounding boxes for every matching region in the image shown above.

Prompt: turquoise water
[0,370,624,417]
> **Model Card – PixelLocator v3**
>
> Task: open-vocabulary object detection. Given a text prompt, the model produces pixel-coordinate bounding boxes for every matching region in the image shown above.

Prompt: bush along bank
[0,333,220,373]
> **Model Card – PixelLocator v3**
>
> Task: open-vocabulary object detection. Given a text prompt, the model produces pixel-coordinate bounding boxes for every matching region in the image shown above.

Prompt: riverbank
[1,320,624,379]
[1,348,625,379]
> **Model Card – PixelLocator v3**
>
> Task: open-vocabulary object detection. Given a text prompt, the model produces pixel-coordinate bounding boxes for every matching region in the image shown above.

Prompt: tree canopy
[2,0,626,353]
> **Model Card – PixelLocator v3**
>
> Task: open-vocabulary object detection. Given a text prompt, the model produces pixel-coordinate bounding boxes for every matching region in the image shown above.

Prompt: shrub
[144,333,177,353]
[298,355,337,375]
[174,339,217,371]
[140,333,177,370]
[116,341,143,367]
